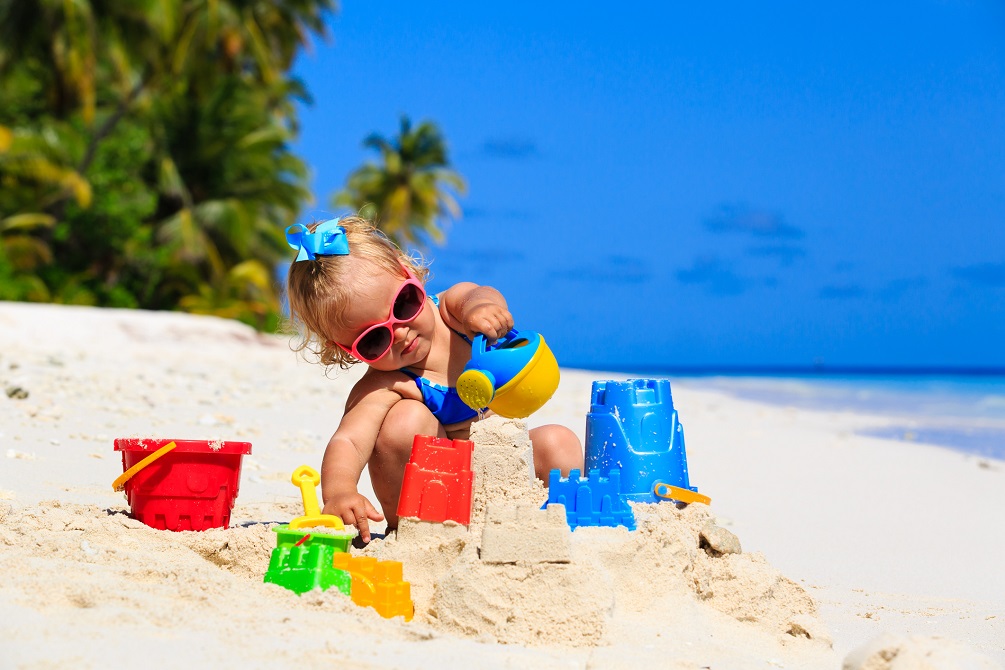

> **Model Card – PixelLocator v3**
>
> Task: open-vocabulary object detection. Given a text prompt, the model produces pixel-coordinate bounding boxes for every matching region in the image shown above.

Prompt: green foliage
[0,0,335,328]
[336,116,467,248]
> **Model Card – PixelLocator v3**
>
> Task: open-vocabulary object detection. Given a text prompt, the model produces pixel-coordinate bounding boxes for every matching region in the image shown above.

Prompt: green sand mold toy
[263,465,356,595]
[264,526,353,595]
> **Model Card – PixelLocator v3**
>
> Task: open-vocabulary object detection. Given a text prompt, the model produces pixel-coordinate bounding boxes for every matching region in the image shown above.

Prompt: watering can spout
[455,367,498,409]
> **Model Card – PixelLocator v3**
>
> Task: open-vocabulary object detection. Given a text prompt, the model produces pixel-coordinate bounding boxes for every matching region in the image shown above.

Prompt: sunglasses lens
[393,283,425,321]
[356,327,392,362]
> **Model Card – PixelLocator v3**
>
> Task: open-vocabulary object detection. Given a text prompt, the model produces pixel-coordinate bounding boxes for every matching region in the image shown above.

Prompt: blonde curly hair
[285,215,430,370]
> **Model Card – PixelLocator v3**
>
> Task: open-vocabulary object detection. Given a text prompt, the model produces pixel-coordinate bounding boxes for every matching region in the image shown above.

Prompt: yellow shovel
[288,465,345,531]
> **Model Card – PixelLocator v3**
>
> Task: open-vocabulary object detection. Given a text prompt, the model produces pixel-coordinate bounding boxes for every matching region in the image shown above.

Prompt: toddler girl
[285,216,583,542]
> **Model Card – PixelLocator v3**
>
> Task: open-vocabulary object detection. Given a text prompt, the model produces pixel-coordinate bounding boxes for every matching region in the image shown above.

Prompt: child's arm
[320,379,399,542]
[439,282,514,340]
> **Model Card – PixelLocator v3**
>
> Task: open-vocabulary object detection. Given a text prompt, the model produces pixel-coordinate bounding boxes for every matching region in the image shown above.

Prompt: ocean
[667,373,1005,461]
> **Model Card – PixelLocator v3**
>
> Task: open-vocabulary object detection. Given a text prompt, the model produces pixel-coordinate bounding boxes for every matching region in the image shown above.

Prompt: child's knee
[532,424,582,455]
[375,399,444,456]
[530,424,583,478]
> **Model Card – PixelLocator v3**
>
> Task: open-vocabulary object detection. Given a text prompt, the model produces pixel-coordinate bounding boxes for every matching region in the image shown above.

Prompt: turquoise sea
[667,373,1005,461]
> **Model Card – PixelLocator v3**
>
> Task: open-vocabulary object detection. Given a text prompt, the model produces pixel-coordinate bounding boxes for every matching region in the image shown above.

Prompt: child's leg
[529,424,583,482]
[369,399,445,531]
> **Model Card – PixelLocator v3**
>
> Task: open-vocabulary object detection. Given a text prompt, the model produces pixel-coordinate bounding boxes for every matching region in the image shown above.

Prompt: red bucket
[113,438,252,531]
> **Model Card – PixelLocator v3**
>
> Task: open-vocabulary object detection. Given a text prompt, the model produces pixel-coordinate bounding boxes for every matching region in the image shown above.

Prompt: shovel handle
[654,482,711,505]
[289,465,346,531]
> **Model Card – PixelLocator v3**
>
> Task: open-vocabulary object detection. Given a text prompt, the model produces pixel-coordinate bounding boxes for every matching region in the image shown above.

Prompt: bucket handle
[112,441,178,492]
[653,482,711,506]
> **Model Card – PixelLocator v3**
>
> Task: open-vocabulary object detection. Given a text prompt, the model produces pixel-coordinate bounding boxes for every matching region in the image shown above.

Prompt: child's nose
[392,323,410,341]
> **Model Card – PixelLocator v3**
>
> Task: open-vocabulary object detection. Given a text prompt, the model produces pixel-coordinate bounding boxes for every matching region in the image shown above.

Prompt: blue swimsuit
[399,295,479,425]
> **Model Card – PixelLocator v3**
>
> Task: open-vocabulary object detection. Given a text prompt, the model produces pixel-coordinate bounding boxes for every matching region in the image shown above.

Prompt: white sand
[0,302,1002,668]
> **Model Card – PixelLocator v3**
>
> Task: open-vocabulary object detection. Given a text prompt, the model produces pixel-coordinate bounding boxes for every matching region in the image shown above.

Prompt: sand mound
[0,412,831,666]
[843,632,1002,670]
[0,499,365,621]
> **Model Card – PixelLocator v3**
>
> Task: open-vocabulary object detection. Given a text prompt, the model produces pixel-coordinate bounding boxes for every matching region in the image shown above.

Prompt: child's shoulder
[347,366,422,404]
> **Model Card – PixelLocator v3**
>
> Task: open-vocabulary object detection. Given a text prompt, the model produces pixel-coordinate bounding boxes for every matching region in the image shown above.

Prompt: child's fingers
[324,496,379,542]
[364,499,385,521]
[471,313,511,341]
[321,498,343,519]
[337,506,357,529]
[354,511,371,543]
[333,503,367,540]
[467,306,512,341]
[491,310,513,337]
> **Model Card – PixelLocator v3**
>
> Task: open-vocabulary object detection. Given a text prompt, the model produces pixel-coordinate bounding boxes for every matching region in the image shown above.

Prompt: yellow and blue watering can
[456,329,560,419]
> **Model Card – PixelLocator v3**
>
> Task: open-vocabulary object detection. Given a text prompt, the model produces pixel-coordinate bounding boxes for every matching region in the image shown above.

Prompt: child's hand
[323,490,384,543]
[463,302,513,342]
[440,283,513,342]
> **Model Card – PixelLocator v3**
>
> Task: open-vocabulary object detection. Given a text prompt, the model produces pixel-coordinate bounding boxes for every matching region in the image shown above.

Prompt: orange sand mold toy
[113,438,252,531]
[332,553,414,621]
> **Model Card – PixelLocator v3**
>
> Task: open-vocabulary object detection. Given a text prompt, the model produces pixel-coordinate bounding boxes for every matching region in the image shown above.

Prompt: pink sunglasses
[335,269,427,363]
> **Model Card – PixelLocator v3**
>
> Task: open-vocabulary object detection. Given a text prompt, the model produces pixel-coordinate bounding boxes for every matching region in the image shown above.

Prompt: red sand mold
[113,438,252,531]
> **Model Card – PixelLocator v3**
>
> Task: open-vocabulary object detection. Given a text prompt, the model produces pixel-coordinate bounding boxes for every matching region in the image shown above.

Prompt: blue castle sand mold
[546,468,636,531]
[585,378,698,504]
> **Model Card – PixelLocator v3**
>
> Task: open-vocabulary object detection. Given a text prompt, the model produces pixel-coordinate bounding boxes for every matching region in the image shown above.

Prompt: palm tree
[0,118,93,301]
[152,75,309,316]
[128,1,330,319]
[0,0,332,322]
[336,116,467,247]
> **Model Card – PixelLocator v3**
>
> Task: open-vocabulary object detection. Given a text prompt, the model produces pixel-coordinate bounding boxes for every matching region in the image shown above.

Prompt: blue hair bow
[285,218,350,261]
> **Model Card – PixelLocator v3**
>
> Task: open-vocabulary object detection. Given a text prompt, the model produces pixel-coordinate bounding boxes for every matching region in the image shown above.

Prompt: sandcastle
[360,415,829,648]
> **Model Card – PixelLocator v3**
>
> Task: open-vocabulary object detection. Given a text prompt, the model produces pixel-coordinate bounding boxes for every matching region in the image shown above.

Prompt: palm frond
[0,213,57,231]
[336,115,466,248]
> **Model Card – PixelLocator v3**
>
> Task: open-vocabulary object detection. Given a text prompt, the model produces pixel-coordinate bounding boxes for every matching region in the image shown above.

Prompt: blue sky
[291,1,1005,370]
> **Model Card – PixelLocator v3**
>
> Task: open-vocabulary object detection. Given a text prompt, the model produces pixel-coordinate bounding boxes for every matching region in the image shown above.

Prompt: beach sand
[0,302,1002,668]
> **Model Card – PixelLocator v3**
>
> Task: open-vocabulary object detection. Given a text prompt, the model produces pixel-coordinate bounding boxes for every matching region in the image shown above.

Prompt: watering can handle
[472,328,520,354]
